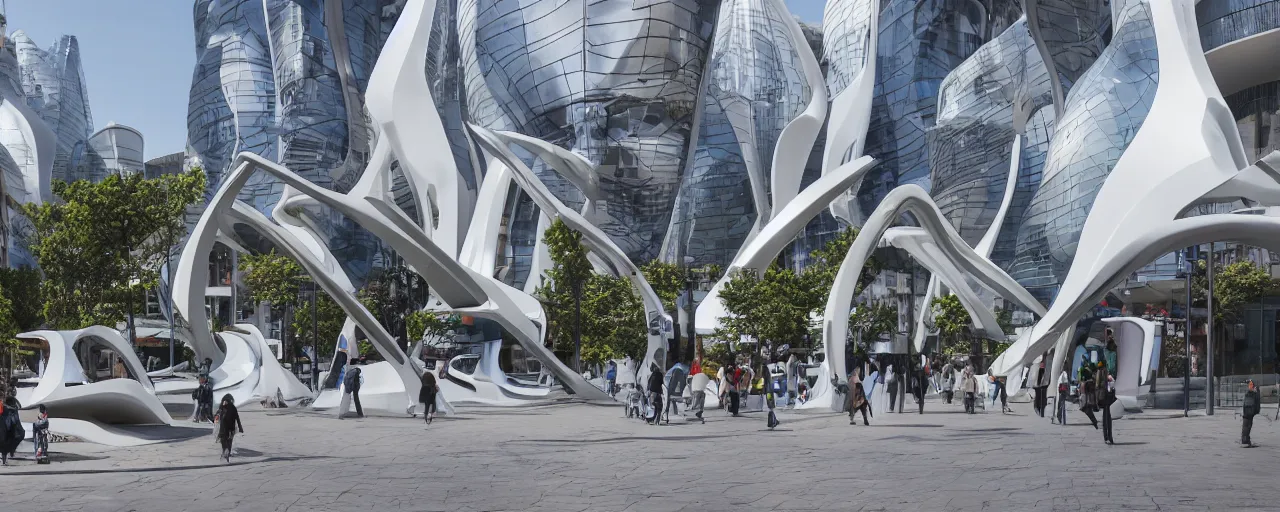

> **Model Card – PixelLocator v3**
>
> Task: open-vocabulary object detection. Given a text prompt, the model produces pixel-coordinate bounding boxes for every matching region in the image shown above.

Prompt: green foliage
[579,273,647,365]
[714,227,883,360]
[1194,260,1274,322]
[0,267,43,331]
[358,265,429,348]
[21,169,206,330]
[534,219,593,358]
[239,250,304,308]
[931,294,971,356]
[849,301,898,349]
[292,291,346,353]
[405,310,462,345]
[639,260,684,312]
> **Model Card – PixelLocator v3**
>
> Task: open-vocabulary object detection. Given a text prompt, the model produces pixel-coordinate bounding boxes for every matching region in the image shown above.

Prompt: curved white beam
[821,0,879,225]
[882,228,1004,340]
[471,125,673,388]
[366,0,464,257]
[231,152,611,402]
[226,201,429,410]
[695,155,878,334]
[990,0,1250,375]
[764,0,828,215]
[489,130,602,216]
[820,185,1045,405]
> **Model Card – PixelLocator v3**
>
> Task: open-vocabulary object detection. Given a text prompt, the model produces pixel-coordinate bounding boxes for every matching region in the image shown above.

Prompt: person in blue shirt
[605,361,617,397]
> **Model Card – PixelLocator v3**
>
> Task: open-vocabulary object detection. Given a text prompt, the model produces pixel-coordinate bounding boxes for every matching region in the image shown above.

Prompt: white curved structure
[470,125,673,393]
[808,184,1047,410]
[16,327,170,426]
[989,0,1259,375]
[821,0,879,225]
[882,227,1004,340]
[1100,317,1157,411]
[695,155,877,335]
[763,0,828,216]
[436,340,551,405]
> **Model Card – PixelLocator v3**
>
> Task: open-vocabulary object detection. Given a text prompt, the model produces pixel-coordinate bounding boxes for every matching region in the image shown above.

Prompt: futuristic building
[13,32,92,185]
[76,122,145,182]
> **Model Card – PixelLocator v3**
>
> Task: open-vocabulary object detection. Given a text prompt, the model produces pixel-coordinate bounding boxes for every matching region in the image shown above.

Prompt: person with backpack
[646,364,664,425]
[214,394,243,463]
[847,370,871,426]
[1243,379,1261,447]
[725,363,743,417]
[339,366,364,419]
[605,361,617,397]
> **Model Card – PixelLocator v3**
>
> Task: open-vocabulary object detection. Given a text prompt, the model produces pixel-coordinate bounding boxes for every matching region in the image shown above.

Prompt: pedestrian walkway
[1,398,1276,510]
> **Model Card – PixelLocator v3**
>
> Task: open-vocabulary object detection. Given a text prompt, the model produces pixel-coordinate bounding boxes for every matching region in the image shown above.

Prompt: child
[33,405,49,461]
[214,394,243,462]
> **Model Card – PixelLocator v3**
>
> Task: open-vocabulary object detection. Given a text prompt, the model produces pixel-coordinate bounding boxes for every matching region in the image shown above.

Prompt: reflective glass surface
[1027,0,1111,106]
[14,32,93,185]
[1197,0,1280,52]
[666,0,811,268]
[1008,0,1159,304]
[929,17,1053,249]
[852,0,1022,219]
[460,0,718,263]
[1224,81,1280,162]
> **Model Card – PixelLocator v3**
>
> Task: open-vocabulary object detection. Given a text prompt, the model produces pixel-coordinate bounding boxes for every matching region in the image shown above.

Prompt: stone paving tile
[1,400,1279,510]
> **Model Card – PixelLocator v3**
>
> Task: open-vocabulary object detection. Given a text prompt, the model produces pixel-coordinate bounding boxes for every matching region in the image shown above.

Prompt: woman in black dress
[419,372,438,424]
[214,394,243,462]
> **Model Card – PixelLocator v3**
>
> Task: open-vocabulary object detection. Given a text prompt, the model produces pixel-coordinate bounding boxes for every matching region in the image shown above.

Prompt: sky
[4,0,823,161]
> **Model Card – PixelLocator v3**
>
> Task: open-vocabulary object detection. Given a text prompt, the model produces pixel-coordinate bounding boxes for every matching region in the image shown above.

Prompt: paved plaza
[1,398,1278,511]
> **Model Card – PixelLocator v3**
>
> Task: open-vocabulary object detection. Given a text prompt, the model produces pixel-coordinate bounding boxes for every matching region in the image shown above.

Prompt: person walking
[646,364,665,425]
[990,375,1010,413]
[1079,370,1099,429]
[1243,379,1260,447]
[941,361,956,404]
[1055,367,1070,425]
[1101,373,1117,444]
[605,361,618,397]
[765,390,779,430]
[847,371,871,426]
[1033,360,1049,418]
[961,366,979,414]
[419,371,438,424]
[192,376,214,423]
[214,394,243,463]
[885,363,898,412]
[690,367,709,423]
[724,363,740,416]
[340,367,364,419]
[0,393,22,466]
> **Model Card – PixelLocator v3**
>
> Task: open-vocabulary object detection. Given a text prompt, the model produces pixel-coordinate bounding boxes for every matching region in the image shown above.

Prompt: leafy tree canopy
[21,169,205,331]
[239,249,304,309]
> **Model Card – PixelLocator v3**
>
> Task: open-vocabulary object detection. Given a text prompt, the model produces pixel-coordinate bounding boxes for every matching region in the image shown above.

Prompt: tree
[849,301,898,351]
[931,294,975,363]
[21,169,206,335]
[798,226,883,315]
[0,267,43,331]
[1194,260,1273,324]
[292,291,345,359]
[358,265,429,351]
[405,310,462,346]
[639,260,683,313]
[240,250,305,355]
[534,219,593,370]
[579,273,647,366]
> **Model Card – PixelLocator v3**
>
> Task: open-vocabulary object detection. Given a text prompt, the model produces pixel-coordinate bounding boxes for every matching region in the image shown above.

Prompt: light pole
[311,282,319,389]
[1206,242,1214,415]
[1184,245,1195,417]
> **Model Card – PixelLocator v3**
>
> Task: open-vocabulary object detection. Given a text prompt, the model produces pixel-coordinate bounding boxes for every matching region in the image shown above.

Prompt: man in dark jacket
[1243,380,1261,447]
[0,396,23,465]
[646,364,664,425]
[341,367,364,419]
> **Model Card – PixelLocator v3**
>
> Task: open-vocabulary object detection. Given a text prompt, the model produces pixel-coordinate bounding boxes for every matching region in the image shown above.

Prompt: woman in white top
[1054,369,1070,425]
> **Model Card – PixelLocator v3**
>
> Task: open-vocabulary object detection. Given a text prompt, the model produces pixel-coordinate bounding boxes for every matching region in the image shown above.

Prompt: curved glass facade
[458,0,718,264]
[853,0,1022,220]
[13,32,92,185]
[928,18,1053,249]
[79,124,145,182]
[188,0,406,285]
[665,0,811,267]
[1197,0,1280,52]
[1225,81,1280,162]
[1008,0,1159,303]
[1026,0,1111,109]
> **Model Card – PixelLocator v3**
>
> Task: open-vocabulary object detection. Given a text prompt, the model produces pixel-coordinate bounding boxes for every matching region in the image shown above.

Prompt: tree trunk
[573,281,582,373]
[970,336,984,372]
